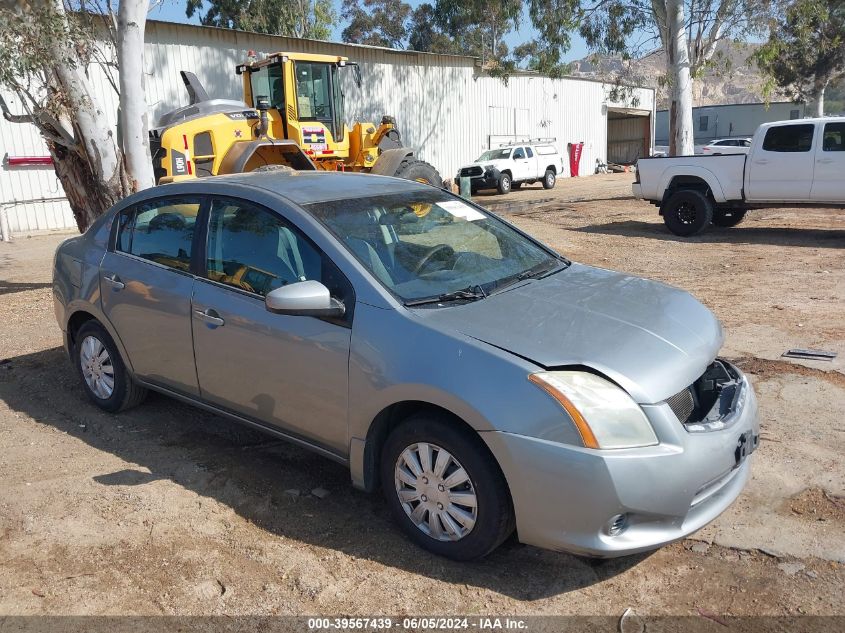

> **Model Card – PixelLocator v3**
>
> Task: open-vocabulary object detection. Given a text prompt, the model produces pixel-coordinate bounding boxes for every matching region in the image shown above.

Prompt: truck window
[762,124,815,152]
[525,147,534,158]
[822,123,845,152]
[513,147,525,159]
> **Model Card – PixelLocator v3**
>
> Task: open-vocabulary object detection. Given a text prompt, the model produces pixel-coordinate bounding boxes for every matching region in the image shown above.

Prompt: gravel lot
[0,173,843,619]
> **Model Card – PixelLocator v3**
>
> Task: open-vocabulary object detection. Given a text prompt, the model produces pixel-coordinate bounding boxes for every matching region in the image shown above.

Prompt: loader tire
[393,159,442,187]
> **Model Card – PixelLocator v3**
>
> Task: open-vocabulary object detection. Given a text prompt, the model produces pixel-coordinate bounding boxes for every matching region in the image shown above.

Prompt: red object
[568,142,584,177]
[5,155,53,166]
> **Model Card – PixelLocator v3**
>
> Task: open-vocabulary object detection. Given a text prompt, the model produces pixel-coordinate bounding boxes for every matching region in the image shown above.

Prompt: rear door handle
[194,309,224,327]
[754,159,769,164]
[103,274,125,290]
[817,158,834,164]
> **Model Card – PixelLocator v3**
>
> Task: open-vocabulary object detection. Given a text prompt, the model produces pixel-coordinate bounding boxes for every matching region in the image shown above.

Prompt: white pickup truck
[633,117,845,236]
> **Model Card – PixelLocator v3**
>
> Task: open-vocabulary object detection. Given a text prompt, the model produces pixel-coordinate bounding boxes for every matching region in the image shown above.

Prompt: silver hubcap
[80,335,115,399]
[394,442,478,542]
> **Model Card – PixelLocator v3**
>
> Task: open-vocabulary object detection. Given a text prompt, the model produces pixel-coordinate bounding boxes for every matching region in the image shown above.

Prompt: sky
[147,0,593,62]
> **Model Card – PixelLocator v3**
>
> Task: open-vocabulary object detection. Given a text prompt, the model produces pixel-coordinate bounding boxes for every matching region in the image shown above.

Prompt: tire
[381,413,514,560]
[712,209,746,227]
[74,321,147,413]
[661,189,714,236]
[542,169,556,189]
[392,159,442,186]
[497,172,512,195]
[252,164,294,173]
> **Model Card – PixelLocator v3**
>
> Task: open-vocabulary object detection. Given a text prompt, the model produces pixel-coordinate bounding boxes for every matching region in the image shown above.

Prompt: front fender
[370,148,414,177]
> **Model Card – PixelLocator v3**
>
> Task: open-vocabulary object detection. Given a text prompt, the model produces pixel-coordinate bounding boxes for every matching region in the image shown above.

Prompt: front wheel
[712,209,746,227]
[542,169,556,189]
[381,414,514,560]
[661,189,714,236]
[393,159,442,186]
[497,173,512,194]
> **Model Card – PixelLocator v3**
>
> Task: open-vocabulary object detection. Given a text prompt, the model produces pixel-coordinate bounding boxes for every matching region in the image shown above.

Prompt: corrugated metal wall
[0,20,654,236]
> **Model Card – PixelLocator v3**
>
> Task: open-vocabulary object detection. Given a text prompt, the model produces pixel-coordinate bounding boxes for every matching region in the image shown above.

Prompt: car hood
[417,263,723,404]
[461,159,509,170]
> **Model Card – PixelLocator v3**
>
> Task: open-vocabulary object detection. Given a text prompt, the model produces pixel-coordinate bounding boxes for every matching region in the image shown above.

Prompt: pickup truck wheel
[542,169,556,189]
[712,209,746,227]
[497,173,512,194]
[661,190,714,236]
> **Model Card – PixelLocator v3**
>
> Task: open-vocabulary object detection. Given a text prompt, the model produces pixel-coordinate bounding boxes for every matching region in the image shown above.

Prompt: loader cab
[238,53,348,147]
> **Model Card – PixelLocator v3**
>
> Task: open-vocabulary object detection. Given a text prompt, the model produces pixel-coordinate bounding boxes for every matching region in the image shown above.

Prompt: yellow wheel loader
[149,51,442,186]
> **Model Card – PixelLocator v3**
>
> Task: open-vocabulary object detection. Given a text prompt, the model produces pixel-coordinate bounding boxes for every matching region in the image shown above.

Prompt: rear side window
[115,197,201,272]
[525,147,534,158]
[762,124,815,152]
[822,122,845,151]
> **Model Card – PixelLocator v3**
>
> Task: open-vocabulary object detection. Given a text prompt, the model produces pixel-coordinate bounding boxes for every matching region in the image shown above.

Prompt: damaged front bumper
[482,360,760,557]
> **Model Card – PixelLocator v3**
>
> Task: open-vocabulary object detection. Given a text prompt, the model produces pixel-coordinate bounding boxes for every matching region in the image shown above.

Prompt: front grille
[666,387,695,424]
[460,166,483,177]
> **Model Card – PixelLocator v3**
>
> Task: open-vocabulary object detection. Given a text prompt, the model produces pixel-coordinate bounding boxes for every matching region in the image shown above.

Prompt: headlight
[529,371,658,449]
[485,164,495,171]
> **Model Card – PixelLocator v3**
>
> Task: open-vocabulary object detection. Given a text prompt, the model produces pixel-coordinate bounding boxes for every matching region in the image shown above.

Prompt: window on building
[790,109,800,120]
[699,116,709,131]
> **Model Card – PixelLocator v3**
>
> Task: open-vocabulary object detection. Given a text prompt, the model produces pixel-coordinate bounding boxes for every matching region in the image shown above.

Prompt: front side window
[205,199,325,297]
[822,122,845,151]
[513,147,526,159]
[115,197,200,271]
[762,124,815,152]
[307,190,563,304]
[295,62,332,121]
[249,64,285,110]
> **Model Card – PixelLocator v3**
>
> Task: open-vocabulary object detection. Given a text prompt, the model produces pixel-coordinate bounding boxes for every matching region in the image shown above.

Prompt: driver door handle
[103,274,125,290]
[754,159,769,164]
[194,309,225,327]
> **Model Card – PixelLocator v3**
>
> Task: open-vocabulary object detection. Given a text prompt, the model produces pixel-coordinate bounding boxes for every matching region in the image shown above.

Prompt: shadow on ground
[0,279,53,297]
[575,221,845,248]
[0,346,650,600]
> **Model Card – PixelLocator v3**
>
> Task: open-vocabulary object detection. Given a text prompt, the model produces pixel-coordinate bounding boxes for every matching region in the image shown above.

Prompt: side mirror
[265,280,345,318]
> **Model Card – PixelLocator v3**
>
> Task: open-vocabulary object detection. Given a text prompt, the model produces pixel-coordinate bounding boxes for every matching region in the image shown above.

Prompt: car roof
[194,170,436,205]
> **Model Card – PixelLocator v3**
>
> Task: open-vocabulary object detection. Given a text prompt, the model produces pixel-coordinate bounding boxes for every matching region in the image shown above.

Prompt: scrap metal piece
[782,349,837,361]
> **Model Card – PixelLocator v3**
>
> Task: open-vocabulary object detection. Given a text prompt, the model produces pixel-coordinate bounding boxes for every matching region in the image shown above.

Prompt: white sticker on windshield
[437,200,486,221]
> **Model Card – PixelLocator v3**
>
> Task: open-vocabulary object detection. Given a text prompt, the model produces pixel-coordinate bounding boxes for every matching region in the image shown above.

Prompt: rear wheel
[393,159,442,186]
[542,169,556,189]
[661,189,714,236]
[381,414,514,560]
[712,209,746,227]
[74,321,147,413]
[497,172,512,195]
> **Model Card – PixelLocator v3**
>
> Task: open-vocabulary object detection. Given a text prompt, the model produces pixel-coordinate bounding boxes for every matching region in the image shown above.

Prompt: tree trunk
[814,84,826,117]
[117,0,155,191]
[666,0,695,156]
[46,0,130,231]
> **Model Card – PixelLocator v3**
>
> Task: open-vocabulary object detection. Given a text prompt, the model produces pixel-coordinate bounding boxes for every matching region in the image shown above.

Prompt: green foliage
[186,0,337,39]
[340,0,412,48]
[754,0,845,107]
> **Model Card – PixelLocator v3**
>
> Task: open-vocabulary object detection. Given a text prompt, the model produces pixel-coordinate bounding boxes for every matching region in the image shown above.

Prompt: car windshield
[476,148,511,162]
[306,190,563,304]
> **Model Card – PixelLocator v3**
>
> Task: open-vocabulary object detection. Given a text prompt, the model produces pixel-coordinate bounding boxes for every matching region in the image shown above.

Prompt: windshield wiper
[404,286,487,307]
[489,260,567,296]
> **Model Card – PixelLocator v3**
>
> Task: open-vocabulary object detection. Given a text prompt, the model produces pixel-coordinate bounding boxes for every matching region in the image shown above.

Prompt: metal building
[1,20,654,237]
[654,101,807,146]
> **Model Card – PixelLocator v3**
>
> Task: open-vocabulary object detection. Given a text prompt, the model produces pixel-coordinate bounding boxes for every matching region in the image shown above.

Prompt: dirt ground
[0,173,843,620]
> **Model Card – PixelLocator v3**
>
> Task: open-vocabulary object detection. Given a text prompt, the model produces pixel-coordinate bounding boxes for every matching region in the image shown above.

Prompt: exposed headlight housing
[529,371,658,449]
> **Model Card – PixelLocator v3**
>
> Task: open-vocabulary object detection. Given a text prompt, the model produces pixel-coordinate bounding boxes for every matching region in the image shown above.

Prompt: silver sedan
[53,171,759,559]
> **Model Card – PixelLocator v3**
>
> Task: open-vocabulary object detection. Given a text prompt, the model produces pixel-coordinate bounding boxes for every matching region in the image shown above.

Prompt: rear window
[822,122,845,152]
[762,124,815,152]
[116,197,201,271]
